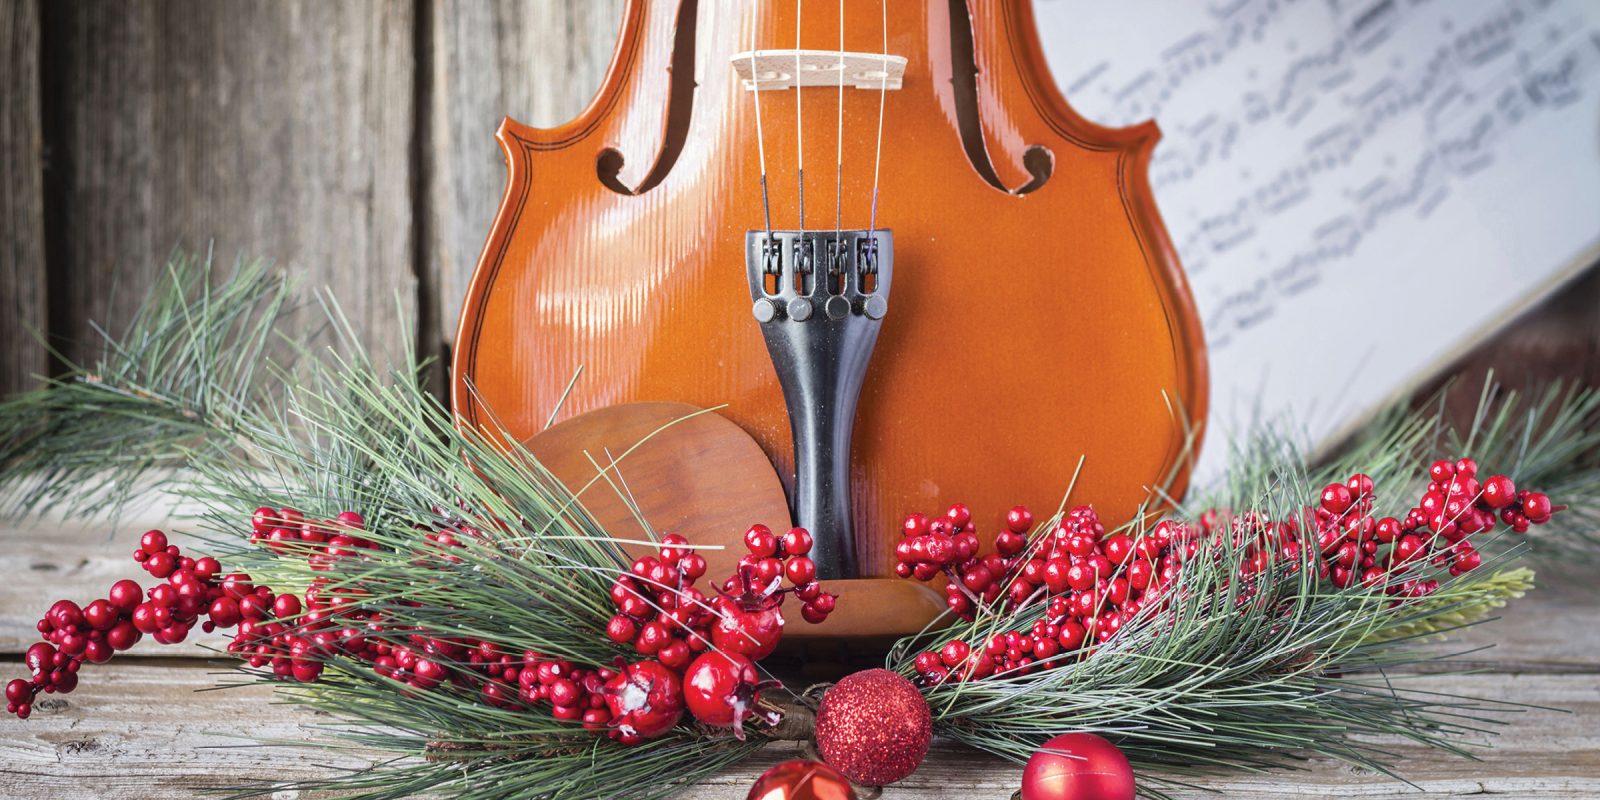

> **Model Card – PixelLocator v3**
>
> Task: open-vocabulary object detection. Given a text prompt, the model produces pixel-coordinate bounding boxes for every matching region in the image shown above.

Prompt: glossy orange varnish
[453,0,1208,578]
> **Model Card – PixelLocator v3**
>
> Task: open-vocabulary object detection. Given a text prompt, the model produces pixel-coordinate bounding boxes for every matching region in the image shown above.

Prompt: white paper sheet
[1032,0,1600,480]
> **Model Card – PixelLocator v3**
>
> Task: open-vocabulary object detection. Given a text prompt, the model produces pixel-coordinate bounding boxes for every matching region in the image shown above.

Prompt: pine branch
[0,253,293,519]
[892,447,1557,796]
[1318,380,1600,557]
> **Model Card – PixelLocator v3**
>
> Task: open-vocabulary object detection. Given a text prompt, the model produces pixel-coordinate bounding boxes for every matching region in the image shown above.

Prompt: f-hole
[947,0,1053,195]
[598,0,699,196]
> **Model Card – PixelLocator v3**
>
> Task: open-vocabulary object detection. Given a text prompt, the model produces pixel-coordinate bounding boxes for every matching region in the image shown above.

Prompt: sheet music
[1034,0,1600,480]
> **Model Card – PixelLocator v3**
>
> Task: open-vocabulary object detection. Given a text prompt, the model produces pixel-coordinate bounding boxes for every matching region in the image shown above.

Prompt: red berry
[1346,473,1374,499]
[1042,558,1071,594]
[82,599,117,631]
[606,615,638,644]
[683,651,767,738]
[922,535,954,565]
[995,529,1027,556]
[658,640,693,670]
[1480,476,1516,509]
[902,513,930,538]
[601,659,684,739]
[106,621,139,651]
[743,525,778,558]
[753,557,783,586]
[1320,483,1354,515]
[711,603,783,660]
[784,557,816,585]
[679,553,708,581]
[139,530,169,554]
[1066,562,1095,592]
[781,528,814,556]
[1521,492,1553,523]
[940,639,970,667]
[273,594,303,619]
[945,503,972,529]
[1005,506,1033,533]
[962,567,992,593]
[1102,534,1134,565]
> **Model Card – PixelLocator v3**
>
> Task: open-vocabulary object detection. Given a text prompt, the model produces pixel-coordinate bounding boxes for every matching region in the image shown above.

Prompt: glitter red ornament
[747,760,858,800]
[815,669,932,786]
[1019,732,1135,800]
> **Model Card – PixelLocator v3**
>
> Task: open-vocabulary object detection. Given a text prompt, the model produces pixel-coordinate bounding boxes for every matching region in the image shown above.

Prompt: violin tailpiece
[746,229,893,580]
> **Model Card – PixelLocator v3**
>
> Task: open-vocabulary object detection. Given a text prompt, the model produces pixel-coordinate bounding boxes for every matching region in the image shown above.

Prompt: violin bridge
[731,50,908,91]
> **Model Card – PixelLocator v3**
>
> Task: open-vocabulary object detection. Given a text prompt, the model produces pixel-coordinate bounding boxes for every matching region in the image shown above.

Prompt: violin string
[748,44,773,239]
[869,0,887,237]
[833,0,844,252]
[794,0,805,235]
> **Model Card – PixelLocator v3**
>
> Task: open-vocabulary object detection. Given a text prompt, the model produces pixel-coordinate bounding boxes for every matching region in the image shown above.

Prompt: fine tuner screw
[747,230,890,324]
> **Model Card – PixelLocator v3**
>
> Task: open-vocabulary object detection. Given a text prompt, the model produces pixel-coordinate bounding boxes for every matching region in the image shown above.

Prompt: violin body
[453,0,1207,580]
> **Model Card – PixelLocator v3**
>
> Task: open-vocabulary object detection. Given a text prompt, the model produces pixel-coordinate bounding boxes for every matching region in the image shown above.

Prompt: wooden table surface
[2,520,1597,799]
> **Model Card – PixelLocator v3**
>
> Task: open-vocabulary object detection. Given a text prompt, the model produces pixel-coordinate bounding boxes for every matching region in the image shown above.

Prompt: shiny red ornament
[815,669,931,786]
[1020,732,1135,800]
[747,760,858,800]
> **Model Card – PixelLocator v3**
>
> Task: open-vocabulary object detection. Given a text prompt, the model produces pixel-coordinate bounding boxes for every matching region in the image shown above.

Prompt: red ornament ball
[815,669,931,786]
[1020,732,1135,800]
[747,760,857,800]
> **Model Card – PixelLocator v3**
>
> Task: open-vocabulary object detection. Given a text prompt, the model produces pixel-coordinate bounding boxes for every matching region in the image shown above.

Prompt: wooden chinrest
[524,401,944,639]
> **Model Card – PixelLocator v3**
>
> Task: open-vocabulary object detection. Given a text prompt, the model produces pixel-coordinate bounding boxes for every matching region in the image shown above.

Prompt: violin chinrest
[524,401,944,639]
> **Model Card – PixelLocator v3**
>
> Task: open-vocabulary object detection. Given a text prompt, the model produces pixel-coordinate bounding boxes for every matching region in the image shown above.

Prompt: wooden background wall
[1,0,1596,402]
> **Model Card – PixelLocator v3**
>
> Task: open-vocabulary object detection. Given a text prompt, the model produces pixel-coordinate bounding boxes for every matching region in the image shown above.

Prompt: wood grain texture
[37,0,417,371]
[424,0,622,358]
[0,664,1594,799]
[0,0,46,396]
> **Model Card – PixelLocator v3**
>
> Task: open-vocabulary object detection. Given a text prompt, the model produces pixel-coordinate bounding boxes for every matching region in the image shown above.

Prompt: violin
[453,0,1206,628]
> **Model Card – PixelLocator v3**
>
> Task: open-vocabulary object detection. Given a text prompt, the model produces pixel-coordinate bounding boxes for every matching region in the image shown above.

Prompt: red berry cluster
[5,527,332,719]
[1309,458,1559,594]
[894,503,1034,619]
[440,642,635,738]
[248,506,382,568]
[601,526,831,740]
[8,510,827,748]
[902,457,1561,687]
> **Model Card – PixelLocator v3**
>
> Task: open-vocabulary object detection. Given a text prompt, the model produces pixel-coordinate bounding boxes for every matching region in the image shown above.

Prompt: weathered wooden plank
[0,659,365,798]
[6,520,1596,671]
[425,0,622,358]
[37,0,416,371]
[0,0,47,396]
[0,663,1595,799]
